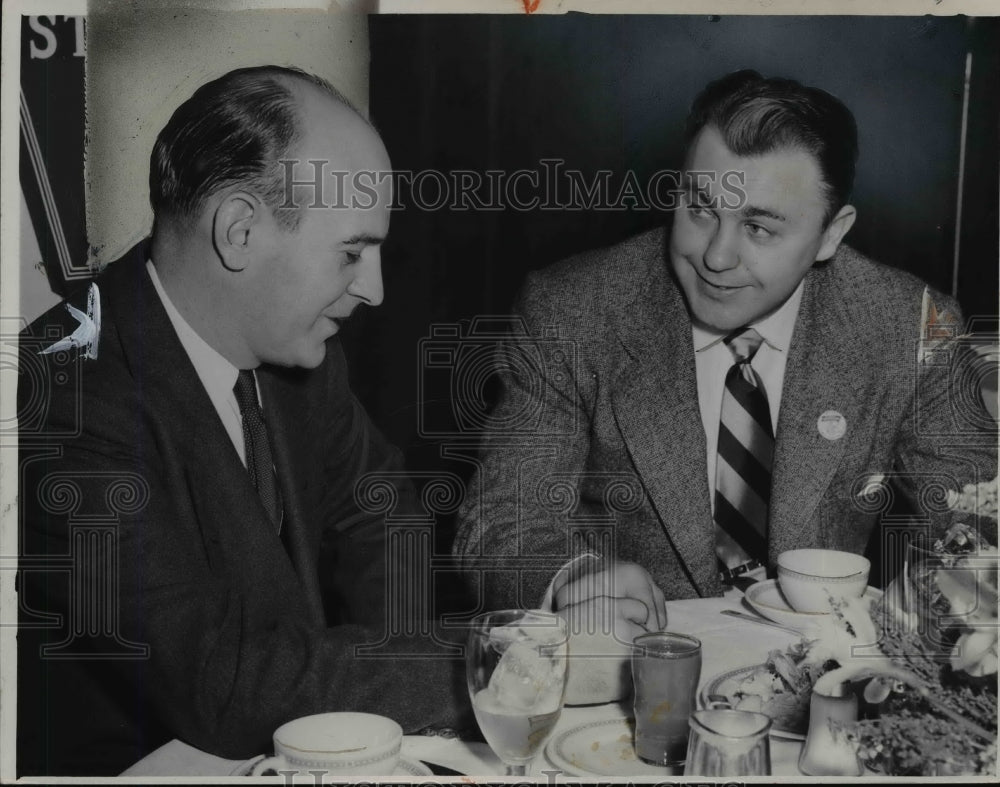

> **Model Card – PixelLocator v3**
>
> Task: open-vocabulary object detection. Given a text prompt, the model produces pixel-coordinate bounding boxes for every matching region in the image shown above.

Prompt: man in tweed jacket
[454,71,997,677]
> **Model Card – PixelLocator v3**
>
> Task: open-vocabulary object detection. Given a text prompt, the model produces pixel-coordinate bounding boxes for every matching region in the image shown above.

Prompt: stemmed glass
[466,609,569,776]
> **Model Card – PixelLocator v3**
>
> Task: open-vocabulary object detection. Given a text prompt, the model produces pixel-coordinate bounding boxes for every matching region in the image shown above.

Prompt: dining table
[120,591,818,781]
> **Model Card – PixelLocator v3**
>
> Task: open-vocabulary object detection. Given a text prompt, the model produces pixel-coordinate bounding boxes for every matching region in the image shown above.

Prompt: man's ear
[212,192,259,272]
[816,204,857,262]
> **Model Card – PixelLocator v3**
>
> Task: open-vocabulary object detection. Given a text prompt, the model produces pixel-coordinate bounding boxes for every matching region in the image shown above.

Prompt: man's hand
[552,558,667,633]
[549,558,668,705]
[556,594,655,652]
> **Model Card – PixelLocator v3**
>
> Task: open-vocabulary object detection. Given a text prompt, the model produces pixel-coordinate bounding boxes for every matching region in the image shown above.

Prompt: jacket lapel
[768,264,866,560]
[103,245,315,617]
[258,368,327,626]
[609,245,717,597]
[606,244,869,591]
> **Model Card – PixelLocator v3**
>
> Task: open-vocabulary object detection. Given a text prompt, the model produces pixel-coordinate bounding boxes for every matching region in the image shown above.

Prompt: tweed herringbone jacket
[454,227,997,606]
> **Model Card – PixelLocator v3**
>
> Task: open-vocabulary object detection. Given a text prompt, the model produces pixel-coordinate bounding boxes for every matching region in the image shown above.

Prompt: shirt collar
[693,279,805,354]
[146,259,240,403]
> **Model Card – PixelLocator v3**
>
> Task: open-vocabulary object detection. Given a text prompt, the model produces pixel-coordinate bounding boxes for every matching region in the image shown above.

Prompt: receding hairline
[151,67,385,232]
[276,73,388,171]
[274,70,375,135]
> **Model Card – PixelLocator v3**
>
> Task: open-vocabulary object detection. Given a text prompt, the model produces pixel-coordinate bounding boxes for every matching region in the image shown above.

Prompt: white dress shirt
[146,260,247,465]
[693,281,805,512]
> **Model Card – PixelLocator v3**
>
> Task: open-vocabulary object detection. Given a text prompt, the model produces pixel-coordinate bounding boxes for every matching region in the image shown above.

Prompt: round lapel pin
[817,410,847,440]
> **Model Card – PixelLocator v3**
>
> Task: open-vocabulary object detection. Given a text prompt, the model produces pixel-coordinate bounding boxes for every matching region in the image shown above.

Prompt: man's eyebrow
[682,175,784,219]
[340,233,385,246]
[741,206,786,222]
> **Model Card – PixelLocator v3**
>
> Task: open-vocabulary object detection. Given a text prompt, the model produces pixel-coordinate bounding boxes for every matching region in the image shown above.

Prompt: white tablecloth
[120,593,808,780]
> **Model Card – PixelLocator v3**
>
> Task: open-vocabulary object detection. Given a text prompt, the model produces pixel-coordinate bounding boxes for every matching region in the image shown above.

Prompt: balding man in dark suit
[18,65,467,776]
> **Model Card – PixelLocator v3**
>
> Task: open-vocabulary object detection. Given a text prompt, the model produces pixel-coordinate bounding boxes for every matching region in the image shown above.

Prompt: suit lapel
[258,368,326,626]
[769,265,866,560]
[103,245,315,617]
[605,245,870,590]
[609,246,717,597]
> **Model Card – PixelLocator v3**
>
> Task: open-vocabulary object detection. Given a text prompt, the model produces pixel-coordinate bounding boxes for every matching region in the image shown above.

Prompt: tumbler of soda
[630,632,702,767]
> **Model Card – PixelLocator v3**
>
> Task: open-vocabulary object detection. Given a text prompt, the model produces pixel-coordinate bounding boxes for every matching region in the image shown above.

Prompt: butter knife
[720,609,803,637]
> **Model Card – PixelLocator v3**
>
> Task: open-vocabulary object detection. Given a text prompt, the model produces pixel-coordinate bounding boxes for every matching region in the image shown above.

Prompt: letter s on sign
[28,16,58,60]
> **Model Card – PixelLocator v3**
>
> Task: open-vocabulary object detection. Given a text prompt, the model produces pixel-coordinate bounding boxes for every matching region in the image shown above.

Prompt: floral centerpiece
[798,480,999,777]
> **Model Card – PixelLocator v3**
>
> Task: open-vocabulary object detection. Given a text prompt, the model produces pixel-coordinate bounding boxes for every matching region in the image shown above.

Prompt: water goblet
[466,609,569,776]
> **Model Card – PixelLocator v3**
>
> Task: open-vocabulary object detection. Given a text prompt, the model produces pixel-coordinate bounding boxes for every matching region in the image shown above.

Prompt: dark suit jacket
[454,227,997,606]
[18,243,468,776]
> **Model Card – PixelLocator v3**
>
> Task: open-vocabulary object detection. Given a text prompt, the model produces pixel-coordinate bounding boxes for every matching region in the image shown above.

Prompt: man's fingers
[618,565,667,629]
[615,597,653,630]
[650,581,668,630]
[552,561,667,624]
[558,596,652,646]
[633,568,667,631]
[553,569,612,610]
[607,598,650,648]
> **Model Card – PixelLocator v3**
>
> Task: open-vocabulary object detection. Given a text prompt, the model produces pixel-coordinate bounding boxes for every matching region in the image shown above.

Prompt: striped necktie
[714,328,773,569]
[234,370,283,532]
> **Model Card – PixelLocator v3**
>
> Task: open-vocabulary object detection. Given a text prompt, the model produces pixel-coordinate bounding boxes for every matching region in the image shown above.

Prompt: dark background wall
[354,15,998,465]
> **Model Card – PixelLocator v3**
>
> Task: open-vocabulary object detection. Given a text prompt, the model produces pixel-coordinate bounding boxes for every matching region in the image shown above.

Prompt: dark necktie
[714,328,773,569]
[234,370,283,532]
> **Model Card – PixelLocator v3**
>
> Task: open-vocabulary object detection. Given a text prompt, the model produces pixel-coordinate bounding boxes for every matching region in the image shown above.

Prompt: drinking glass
[466,610,568,776]
[683,709,771,777]
[631,631,702,767]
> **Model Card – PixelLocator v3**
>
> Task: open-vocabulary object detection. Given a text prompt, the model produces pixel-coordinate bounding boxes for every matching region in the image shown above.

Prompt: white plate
[544,717,681,777]
[699,664,807,740]
[744,579,883,634]
[396,757,435,777]
[228,755,433,777]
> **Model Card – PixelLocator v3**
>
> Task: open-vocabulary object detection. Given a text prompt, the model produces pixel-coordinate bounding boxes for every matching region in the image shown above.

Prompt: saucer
[744,579,883,634]
[229,755,432,777]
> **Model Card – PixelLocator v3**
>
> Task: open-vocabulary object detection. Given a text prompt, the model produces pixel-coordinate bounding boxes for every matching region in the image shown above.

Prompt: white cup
[777,549,870,613]
[250,712,402,777]
[562,628,632,705]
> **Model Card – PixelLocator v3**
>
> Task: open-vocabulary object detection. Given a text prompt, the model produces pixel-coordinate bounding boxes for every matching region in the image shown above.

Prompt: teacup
[251,712,402,777]
[777,549,870,613]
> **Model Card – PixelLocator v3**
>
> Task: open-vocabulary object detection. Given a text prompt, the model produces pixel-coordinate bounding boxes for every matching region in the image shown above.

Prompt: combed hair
[149,65,356,230]
[685,70,858,225]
